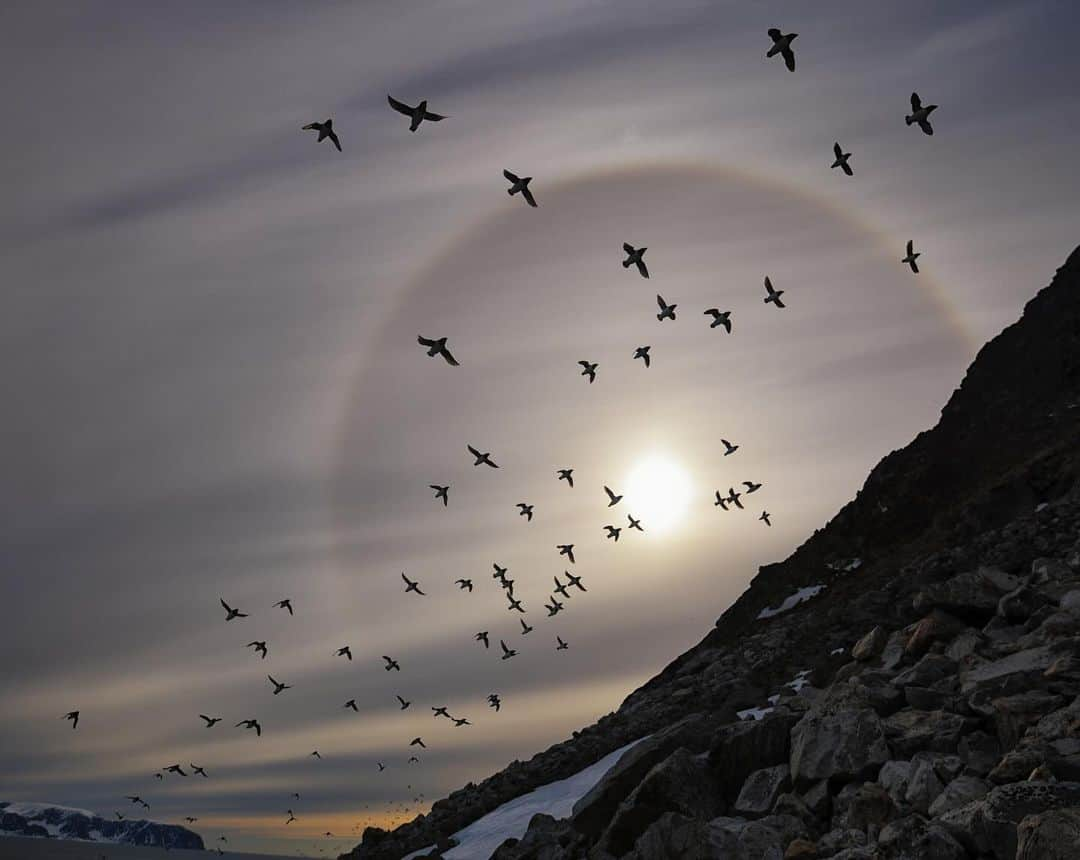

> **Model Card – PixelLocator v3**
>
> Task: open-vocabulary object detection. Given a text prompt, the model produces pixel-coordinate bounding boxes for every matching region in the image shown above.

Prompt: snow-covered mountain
[0,801,204,850]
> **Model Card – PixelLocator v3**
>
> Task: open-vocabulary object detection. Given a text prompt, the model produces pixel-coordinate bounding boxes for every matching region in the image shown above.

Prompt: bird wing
[220,598,231,611]
[439,344,459,366]
[656,294,666,310]
[918,118,934,135]
[388,94,413,116]
[768,27,781,41]
[764,276,774,294]
[782,48,795,71]
[833,142,843,158]
[911,92,922,112]
[503,169,519,183]
[906,239,913,255]
[302,123,320,131]
[422,110,446,121]
[774,296,785,308]
[521,187,537,207]
[842,162,853,176]
[622,242,634,254]
[328,130,342,152]
[467,444,481,458]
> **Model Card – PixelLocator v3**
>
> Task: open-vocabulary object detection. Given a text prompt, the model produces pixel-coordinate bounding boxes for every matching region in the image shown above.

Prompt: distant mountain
[344,246,1080,860]
[0,801,204,850]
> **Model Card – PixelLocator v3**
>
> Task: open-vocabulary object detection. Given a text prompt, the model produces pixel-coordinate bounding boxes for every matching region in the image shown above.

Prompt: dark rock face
[0,803,203,850]
[341,249,1080,860]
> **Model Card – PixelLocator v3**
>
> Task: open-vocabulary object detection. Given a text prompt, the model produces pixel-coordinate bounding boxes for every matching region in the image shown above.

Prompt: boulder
[815,827,868,857]
[789,709,890,786]
[852,627,888,662]
[892,654,958,689]
[959,731,1002,777]
[882,709,969,757]
[620,812,713,860]
[847,782,895,834]
[734,765,791,818]
[706,813,807,860]
[992,692,1065,750]
[929,775,990,817]
[906,611,967,657]
[989,748,1046,785]
[784,837,818,858]
[904,757,945,814]
[998,585,1051,623]
[1016,806,1080,859]
[913,569,1019,620]
[959,645,1057,695]
[876,814,967,860]
[708,711,800,804]
[878,760,914,806]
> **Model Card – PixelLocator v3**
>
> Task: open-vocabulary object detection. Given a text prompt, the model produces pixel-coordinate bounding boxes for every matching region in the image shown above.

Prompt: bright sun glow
[624,455,693,535]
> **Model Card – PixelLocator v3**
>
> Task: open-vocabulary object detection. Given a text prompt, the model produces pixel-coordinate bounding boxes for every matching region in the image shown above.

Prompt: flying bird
[726,487,744,509]
[336,645,353,661]
[387,94,446,132]
[558,544,576,564]
[401,572,426,595]
[247,640,268,660]
[452,717,471,727]
[906,92,938,135]
[409,737,427,748]
[456,578,474,592]
[545,597,565,616]
[704,309,732,332]
[831,142,853,176]
[763,276,785,308]
[431,706,450,718]
[578,360,598,383]
[743,480,763,493]
[503,170,537,207]
[236,719,262,737]
[165,764,187,776]
[500,639,518,660]
[487,694,502,712]
[604,524,621,542]
[760,511,772,527]
[185,817,198,824]
[116,812,125,821]
[656,294,677,321]
[516,503,534,522]
[302,118,342,152]
[408,755,420,763]
[125,796,146,807]
[622,243,649,278]
[285,811,297,825]
[344,699,359,712]
[553,575,571,600]
[566,571,586,592]
[766,28,797,72]
[274,598,293,615]
[475,631,490,649]
[714,491,730,511]
[377,762,386,772]
[154,772,164,780]
[557,468,574,487]
[722,439,739,456]
[604,485,623,507]
[417,335,459,366]
[200,715,222,728]
[430,484,450,506]
[311,750,322,759]
[507,594,525,613]
[383,655,401,672]
[64,710,79,729]
[220,598,247,621]
[191,764,208,778]
[627,514,643,531]
[467,444,498,468]
[396,695,411,710]
[902,239,921,273]
[633,345,651,367]
[556,636,569,651]
[268,675,292,695]
[520,618,534,635]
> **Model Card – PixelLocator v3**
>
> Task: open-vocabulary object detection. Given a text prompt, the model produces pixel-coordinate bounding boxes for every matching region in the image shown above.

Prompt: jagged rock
[881,630,910,671]
[847,782,895,834]
[734,765,791,818]
[959,645,1058,695]
[772,793,821,836]
[946,628,987,662]
[790,709,889,786]
[930,774,990,816]
[1016,807,1080,859]
[707,813,807,860]
[913,569,1019,620]
[999,585,1051,623]
[594,748,722,856]
[906,611,967,657]
[992,691,1065,750]
[808,677,902,718]
[1033,558,1074,586]
[904,757,945,814]
[490,814,582,860]
[619,812,713,860]
[876,814,966,860]
[878,760,913,806]
[852,627,888,662]
[815,827,868,857]
[892,654,958,689]
[801,780,832,820]
[959,731,1003,778]
[572,713,712,837]
[882,709,969,757]
[784,837,818,858]
[939,780,1080,860]
[708,711,799,804]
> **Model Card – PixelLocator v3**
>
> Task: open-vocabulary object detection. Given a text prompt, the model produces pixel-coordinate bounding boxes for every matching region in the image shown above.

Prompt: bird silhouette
[546,597,565,616]
[604,524,621,542]
[566,571,587,592]
[397,695,411,710]
[274,598,293,615]
[165,764,187,776]
[285,811,297,824]
[344,699,359,712]
[191,764,208,778]
[902,239,921,273]
[377,762,386,772]
[236,719,261,737]
[64,710,79,729]
[604,485,623,507]
[516,503,534,521]
[247,640,268,660]
[727,487,745,509]
[520,618,534,635]
[503,170,537,207]
[831,141,853,176]
[401,572,426,595]
[557,468,574,487]
[760,511,772,527]
[431,706,450,718]
[763,276,786,308]
[622,243,649,278]
[714,490,730,511]
[556,636,569,651]
[722,438,739,456]
[184,817,197,823]
[387,95,446,132]
[452,717,471,727]
[456,578,474,592]
[500,640,518,660]
[409,737,427,748]
[200,714,222,728]
[507,594,525,613]
[627,514,644,531]
[408,755,420,763]
[743,480,763,493]
[336,645,353,661]
[633,345,651,367]
[268,675,291,695]
[656,293,677,321]
[220,598,247,621]
[553,576,571,600]
[311,750,322,759]
[475,631,490,648]
[467,444,498,468]
[383,655,401,671]
[302,118,342,151]
[766,28,797,71]
[704,308,732,332]
[417,335,459,366]
[578,360,598,383]
[906,92,937,135]
[430,484,450,506]
[558,544,576,564]
[487,694,502,712]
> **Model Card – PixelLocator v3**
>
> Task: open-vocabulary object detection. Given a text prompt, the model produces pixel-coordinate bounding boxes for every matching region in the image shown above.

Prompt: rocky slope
[0,801,204,850]
[345,244,1080,860]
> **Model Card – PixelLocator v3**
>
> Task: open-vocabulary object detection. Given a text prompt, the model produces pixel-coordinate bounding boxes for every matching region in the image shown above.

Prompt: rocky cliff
[345,245,1080,859]
[0,801,205,850]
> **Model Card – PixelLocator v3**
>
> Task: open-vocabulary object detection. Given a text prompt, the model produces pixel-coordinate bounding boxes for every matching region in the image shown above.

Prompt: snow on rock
[0,801,203,849]
[756,584,826,619]
[404,738,646,860]
[786,669,812,693]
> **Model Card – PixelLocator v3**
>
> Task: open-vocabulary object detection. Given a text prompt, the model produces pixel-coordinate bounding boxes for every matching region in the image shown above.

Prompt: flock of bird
[57,24,942,855]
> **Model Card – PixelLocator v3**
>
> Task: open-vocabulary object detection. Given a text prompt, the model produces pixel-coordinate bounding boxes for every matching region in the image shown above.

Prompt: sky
[1,0,1078,855]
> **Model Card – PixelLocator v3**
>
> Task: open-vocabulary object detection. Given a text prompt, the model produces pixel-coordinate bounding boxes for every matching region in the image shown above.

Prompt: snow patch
[736,706,775,721]
[786,669,812,693]
[757,585,825,619]
[404,737,647,860]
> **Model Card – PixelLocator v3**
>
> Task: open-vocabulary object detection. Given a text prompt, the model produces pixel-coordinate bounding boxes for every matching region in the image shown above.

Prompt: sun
[624,455,693,535]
